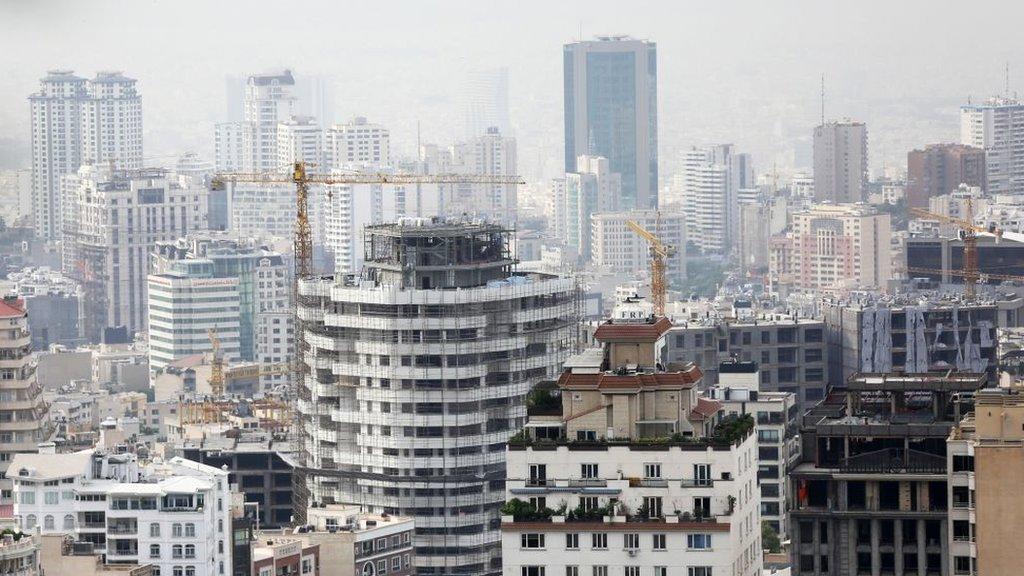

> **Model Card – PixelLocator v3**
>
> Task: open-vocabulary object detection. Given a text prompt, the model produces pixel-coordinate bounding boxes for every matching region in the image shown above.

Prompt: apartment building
[501,315,762,576]
[250,538,319,576]
[961,97,1024,195]
[10,450,233,576]
[813,121,868,204]
[591,211,686,282]
[293,505,415,576]
[790,371,984,576]
[326,117,390,168]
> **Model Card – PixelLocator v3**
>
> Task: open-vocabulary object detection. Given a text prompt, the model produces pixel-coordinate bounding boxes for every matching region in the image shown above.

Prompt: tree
[761,521,781,553]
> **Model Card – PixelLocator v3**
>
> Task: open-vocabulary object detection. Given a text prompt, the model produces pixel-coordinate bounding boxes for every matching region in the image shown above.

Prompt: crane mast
[626,217,676,317]
[909,198,1002,300]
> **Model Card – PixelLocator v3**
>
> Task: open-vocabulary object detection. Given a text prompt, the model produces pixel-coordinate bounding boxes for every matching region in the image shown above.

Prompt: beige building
[0,297,52,507]
[947,385,1024,576]
[769,203,891,294]
[40,534,153,576]
[590,210,686,282]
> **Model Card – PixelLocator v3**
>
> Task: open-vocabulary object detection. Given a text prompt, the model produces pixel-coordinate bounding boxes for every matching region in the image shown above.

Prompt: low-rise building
[0,531,40,575]
[250,536,318,576]
[282,505,415,576]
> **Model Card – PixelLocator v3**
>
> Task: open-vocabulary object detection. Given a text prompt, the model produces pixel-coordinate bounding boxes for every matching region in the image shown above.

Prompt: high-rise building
[244,70,297,172]
[738,195,789,277]
[449,127,518,223]
[790,371,983,576]
[680,144,754,254]
[0,297,52,507]
[553,155,621,262]
[213,121,250,172]
[29,70,142,240]
[905,144,986,208]
[277,115,323,168]
[461,68,511,139]
[812,121,868,204]
[961,97,1024,195]
[591,210,686,281]
[768,204,891,294]
[295,219,578,576]
[150,235,289,375]
[326,117,390,169]
[62,166,208,340]
[564,36,658,210]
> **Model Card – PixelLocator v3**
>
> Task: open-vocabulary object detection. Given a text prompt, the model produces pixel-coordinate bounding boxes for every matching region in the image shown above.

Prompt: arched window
[44,515,55,530]
[172,567,183,576]
[184,544,195,558]
[25,515,36,529]
[172,523,182,537]
[63,514,75,529]
[362,561,375,576]
[184,523,195,537]
[150,523,160,537]
[185,567,195,576]
[172,544,183,559]
[150,544,160,559]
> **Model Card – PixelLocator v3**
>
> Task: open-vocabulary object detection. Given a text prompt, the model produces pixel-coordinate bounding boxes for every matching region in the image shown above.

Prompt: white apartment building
[448,127,518,223]
[61,165,208,340]
[679,145,754,255]
[554,155,622,263]
[326,117,390,169]
[146,275,241,372]
[29,70,142,240]
[213,121,250,173]
[277,116,322,168]
[244,70,297,172]
[768,203,891,294]
[961,97,1024,195]
[0,297,52,507]
[706,362,799,540]
[296,221,577,576]
[591,210,686,281]
[10,450,232,576]
[813,121,868,204]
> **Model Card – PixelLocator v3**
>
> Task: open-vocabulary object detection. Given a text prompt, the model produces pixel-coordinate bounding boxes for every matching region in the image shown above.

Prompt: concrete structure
[946,385,1024,576]
[679,145,754,254]
[707,361,799,540]
[961,97,1024,195]
[326,117,390,169]
[295,219,578,576]
[285,505,415,576]
[449,127,518,223]
[250,537,319,576]
[61,166,208,339]
[769,204,891,294]
[29,71,142,240]
[821,293,1024,385]
[277,116,322,168]
[554,155,621,263]
[4,266,84,350]
[906,144,986,208]
[905,232,1024,286]
[564,36,658,210]
[591,210,686,282]
[11,450,233,576]
[501,316,761,576]
[666,306,828,411]
[813,121,868,204]
[790,371,983,576]
[0,531,40,575]
[149,236,289,373]
[0,298,52,508]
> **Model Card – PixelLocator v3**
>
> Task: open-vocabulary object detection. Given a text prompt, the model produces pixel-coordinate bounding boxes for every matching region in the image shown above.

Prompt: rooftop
[593,316,672,343]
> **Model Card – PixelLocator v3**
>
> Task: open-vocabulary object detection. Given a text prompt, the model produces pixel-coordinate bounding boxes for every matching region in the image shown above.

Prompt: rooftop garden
[500,498,732,523]
[508,414,754,449]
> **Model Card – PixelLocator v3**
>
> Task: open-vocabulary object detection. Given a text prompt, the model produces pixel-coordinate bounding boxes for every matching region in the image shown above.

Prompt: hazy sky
[3,0,1023,181]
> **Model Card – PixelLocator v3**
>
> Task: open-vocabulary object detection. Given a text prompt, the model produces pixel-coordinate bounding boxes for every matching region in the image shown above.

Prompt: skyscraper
[564,36,658,210]
[28,70,142,241]
[296,220,577,576]
[326,116,391,169]
[461,67,511,139]
[812,120,868,204]
[277,115,323,168]
[961,97,1024,195]
[680,144,753,255]
[244,70,297,172]
[906,143,986,208]
[450,127,518,222]
[553,154,621,262]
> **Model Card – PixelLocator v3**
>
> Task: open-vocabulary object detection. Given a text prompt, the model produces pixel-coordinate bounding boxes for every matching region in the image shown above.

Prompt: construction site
[293,217,580,576]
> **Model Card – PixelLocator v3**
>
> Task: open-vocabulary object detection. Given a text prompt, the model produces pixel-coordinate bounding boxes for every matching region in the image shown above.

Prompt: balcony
[567,479,607,488]
[837,448,947,474]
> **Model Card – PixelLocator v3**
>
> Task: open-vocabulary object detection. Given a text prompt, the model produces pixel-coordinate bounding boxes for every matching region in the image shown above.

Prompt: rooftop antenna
[820,73,826,125]
[579,21,583,42]
[1006,61,1010,98]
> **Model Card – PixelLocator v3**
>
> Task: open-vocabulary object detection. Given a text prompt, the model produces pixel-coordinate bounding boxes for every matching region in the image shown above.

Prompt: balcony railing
[568,479,607,487]
[838,448,947,474]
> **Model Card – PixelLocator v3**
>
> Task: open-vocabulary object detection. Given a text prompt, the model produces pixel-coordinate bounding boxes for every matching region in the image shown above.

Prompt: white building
[29,70,143,240]
[61,165,208,340]
[146,275,241,372]
[554,155,622,263]
[679,145,754,255]
[10,450,232,576]
[213,121,250,173]
[326,117,390,169]
[591,211,686,281]
[277,115,322,168]
[813,121,868,204]
[244,70,297,172]
[296,220,577,576]
[961,97,1024,195]
[449,127,518,223]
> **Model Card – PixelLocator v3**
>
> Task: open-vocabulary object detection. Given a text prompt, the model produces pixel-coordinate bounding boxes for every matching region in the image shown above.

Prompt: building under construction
[294,217,579,576]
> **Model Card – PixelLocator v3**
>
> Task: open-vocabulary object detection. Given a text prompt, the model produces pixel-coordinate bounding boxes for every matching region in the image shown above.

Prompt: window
[953,455,974,472]
[581,464,598,479]
[44,515,54,530]
[624,568,640,576]
[521,568,545,576]
[687,534,713,550]
[643,496,663,518]
[566,568,579,576]
[377,560,386,574]
[173,568,183,576]
[688,569,712,576]
[592,567,608,576]
[623,533,639,550]
[150,544,160,559]
[390,558,400,572]
[185,568,195,576]
[805,348,823,362]
[172,523,183,537]
[529,464,547,486]
[19,492,34,505]
[184,523,196,537]
[579,496,599,511]
[150,523,160,537]
[172,545,183,559]
[45,492,58,505]
[643,463,661,479]
[24,515,36,529]
[693,464,711,486]
[758,429,779,442]
[184,544,195,558]
[565,533,579,549]
[654,568,667,576]
[520,533,545,549]
[592,533,608,549]
[63,515,74,529]
[652,534,666,550]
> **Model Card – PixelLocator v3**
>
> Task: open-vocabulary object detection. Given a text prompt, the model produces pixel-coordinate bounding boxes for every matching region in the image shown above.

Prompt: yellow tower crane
[626,217,677,317]
[909,199,1003,300]
[207,327,224,397]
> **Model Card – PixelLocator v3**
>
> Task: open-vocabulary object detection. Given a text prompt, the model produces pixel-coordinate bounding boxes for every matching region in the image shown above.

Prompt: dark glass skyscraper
[564,36,658,210]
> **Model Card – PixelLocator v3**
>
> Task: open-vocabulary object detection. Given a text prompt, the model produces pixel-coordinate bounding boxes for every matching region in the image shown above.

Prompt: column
[940,520,949,576]
[894,519,904,575]
[917,519,927,576]
[872,518,881,576]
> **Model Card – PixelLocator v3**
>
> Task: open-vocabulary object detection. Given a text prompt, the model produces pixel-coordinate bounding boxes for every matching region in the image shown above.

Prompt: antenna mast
[820,73,826,125]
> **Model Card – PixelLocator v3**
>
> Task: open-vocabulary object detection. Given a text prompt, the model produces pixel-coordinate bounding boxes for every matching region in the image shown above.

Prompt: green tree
[761,521,781,553]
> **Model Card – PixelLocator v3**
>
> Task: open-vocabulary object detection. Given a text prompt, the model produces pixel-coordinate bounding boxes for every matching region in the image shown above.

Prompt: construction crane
[909,199,1003,299]
[207,327,225,397]
[211,161,526,280]
[626,217,677,317]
